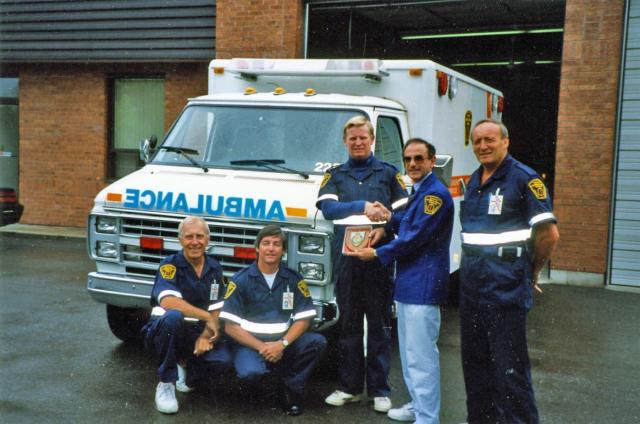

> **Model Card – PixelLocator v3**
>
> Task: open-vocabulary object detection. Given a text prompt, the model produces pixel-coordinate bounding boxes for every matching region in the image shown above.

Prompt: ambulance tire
[106,305,149,345]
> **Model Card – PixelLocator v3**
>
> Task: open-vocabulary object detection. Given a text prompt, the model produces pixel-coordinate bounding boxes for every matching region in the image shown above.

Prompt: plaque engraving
[342,225,373,254]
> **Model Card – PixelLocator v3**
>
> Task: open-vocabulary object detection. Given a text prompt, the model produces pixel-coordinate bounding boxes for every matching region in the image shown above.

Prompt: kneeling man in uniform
[220,224,327,415]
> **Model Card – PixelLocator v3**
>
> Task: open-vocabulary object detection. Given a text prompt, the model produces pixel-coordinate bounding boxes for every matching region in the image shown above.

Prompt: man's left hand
[259,341,284,363]
[344,247,377,261]
[194,335,215,356]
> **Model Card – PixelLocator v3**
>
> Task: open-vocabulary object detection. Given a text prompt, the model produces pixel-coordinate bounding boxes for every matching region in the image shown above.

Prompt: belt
[462,244,525,261]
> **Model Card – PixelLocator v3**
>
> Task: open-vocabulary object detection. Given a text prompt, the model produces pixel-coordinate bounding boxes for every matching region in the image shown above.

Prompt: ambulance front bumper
[87,272,153,309]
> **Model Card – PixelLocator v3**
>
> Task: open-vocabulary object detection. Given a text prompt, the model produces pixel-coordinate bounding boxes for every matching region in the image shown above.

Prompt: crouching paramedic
[143,215,233,414]
[220,225,327,416]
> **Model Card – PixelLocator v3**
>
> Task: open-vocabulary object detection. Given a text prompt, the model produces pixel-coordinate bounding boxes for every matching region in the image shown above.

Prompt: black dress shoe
[280,387,303,416]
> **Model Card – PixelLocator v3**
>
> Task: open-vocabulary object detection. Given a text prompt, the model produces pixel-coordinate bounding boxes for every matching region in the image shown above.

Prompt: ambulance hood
[94,164,326,227]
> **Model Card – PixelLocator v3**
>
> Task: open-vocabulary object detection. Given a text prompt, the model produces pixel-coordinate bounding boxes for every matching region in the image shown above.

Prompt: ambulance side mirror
[139,135,158,163]
[433,155,453,188]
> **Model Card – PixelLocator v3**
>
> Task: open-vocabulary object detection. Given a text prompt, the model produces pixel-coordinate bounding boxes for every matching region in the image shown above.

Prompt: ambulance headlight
[97,241,118,258]
[96,216,118,234]
[298,235,324,254]
[298,262,324,281]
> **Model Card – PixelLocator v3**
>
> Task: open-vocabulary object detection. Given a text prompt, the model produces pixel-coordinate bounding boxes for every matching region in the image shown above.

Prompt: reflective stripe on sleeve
[461,228,532,245]
[219,311,242,324]
[241,320,290,335]
[529,212,556,227]
[151,306,166,317]
[293,309,317,321]
[157,290,182,302]
[392,198,408,210]
[208,301,224,311]
[317,194,339,202]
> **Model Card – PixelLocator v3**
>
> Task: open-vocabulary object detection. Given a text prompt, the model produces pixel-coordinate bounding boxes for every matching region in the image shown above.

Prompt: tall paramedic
[346,138,454,423]
[459,120,559,424]
[317,116,408,413]
[143,216,233,414]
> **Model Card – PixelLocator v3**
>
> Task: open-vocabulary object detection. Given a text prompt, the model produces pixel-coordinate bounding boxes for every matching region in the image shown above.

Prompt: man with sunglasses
[317,116,408,413]
[346,138,454,424]
[459,119,559,424]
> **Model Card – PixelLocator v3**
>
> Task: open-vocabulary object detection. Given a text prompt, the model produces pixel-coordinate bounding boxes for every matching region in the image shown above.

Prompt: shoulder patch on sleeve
[297,280,311,298]
[320,172,331,188]
[424,195,443,215]
[527,178,548,200]
[395,172,407,190]
[159,264,177,280]
[224,281,237,299]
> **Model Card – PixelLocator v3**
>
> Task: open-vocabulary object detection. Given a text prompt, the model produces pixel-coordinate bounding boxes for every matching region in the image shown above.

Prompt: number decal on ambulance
[314,162,340,172]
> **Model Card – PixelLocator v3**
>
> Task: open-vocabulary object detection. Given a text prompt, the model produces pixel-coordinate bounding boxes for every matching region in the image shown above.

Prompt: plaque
[342,225,372,254]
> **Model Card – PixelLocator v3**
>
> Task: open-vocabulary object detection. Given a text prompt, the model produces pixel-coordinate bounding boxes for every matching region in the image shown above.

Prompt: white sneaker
[155,382,178,414]
[387,402,416,421]
[325,390,362,406]
[373,396,392,413]
[176,364,194,393]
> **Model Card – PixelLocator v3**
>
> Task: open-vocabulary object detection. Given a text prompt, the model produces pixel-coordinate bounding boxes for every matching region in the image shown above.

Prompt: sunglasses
[402,155,429,164]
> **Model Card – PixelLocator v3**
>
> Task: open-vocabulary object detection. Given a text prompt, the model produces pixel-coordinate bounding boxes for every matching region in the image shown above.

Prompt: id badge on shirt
[282,288,294,310]
[210,279,220,300]
[488,188,503,215]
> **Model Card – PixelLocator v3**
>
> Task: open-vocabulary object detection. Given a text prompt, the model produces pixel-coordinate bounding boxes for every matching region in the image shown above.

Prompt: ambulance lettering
[123,189,285,221]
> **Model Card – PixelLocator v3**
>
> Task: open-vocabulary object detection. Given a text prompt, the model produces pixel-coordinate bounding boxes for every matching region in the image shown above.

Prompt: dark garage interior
[307,0,566,191]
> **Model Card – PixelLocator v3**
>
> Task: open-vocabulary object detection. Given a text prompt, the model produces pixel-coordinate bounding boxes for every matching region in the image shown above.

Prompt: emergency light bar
[226,58,389,79]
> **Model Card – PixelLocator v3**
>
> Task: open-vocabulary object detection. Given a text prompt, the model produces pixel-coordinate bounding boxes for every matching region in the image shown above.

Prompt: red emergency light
[234,246,257,260]
[436,71,448,96]
[140,237,164,251]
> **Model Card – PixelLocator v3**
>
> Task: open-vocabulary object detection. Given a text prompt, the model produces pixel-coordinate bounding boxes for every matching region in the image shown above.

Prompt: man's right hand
[194,335,214,356]
[365,201,390,222]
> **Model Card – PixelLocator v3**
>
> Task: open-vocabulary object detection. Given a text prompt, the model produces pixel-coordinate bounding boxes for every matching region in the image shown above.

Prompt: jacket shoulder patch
[527,178,547,200]
[297,280,311,298]
[424,195,443,215]
[224,281,237,299]
[395,172,407,190]
[320,172,331,188]
[159,264,176,280]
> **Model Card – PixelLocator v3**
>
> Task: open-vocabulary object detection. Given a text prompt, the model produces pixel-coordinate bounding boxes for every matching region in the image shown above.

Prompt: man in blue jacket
[347,138,454,424]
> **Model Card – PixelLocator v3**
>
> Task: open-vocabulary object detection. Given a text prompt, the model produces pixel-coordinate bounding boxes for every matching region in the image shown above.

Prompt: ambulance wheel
[106,305,149,344]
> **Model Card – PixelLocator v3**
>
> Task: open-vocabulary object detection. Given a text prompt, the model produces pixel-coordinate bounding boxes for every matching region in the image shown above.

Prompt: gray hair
[178,216,210,238]
[472,119,509,139]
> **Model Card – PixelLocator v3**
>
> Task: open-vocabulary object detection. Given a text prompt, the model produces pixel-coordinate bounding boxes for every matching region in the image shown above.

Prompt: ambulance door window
[375,116,403,170]
[109,78,165,180]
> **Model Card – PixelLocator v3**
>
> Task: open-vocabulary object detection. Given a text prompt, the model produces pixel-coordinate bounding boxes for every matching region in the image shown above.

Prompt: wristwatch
[281,338,289,348]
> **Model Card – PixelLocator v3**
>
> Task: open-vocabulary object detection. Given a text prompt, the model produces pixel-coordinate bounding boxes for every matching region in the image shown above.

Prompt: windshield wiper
[230,159,309,179]
[159,146,209,173]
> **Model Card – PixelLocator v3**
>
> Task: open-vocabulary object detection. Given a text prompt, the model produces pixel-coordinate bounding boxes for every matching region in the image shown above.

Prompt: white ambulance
[86,58,503,342]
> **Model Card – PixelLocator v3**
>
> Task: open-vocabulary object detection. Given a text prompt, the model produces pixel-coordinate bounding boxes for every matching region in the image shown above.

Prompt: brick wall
[216,0,304,59]
[553,0,625,273]
[19,64,107,227]
[18,63,207,228]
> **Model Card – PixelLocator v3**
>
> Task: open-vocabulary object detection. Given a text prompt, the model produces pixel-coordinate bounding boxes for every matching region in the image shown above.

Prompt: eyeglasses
[403,155,427,164]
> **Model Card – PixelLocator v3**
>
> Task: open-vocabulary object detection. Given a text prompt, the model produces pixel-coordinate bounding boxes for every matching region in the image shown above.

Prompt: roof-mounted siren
[225,58,389,82]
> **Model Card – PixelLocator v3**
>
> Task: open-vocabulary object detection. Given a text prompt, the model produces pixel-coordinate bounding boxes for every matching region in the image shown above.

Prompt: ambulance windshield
[152,105,363,174]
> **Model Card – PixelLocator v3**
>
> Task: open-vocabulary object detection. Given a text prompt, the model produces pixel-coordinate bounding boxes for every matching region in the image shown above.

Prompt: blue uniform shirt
[219,262,317,341]
[376,172,454,305]
[150,251,226,312]
[316,155,409,280]
[459,155,556,309]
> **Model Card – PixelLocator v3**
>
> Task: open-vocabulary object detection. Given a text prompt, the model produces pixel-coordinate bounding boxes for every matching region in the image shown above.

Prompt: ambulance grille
[120,217,261,276]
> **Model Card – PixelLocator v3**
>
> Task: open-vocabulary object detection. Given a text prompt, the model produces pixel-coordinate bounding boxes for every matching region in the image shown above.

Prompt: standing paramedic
[143,215,232,414]
[316,115,408,413]
[459,119,559,424]
[219,225,327,416]
[346,138,454,424]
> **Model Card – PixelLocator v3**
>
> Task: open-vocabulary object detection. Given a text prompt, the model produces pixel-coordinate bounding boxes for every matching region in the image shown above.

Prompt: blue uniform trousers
[336,258,393,397]
[231,332,327,394]
[144,309,233,385]
[460,302,538,424]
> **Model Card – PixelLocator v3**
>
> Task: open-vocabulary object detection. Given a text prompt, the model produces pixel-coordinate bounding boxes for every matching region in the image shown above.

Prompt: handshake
[364,201,391,222]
